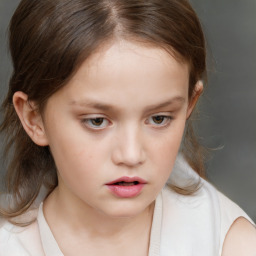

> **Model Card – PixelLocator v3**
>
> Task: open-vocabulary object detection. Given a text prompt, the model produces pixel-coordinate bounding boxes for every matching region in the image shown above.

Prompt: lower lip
[106,184,145,198]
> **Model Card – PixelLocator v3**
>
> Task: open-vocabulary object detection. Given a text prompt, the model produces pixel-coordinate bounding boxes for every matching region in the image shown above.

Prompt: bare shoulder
[222,217,256,256]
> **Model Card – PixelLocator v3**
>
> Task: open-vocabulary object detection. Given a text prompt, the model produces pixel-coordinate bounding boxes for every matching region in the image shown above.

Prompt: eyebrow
[144,96,185,112]
[69,96,185,112]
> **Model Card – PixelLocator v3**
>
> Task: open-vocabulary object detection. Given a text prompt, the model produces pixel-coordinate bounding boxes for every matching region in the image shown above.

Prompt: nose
[111,125,146,167]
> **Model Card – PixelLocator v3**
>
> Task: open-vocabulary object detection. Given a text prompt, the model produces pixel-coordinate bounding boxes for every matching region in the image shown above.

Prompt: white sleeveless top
[0,156,255,255]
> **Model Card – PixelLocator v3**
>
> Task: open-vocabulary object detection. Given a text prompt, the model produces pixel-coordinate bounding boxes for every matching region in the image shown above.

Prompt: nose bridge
[112,122,145,167]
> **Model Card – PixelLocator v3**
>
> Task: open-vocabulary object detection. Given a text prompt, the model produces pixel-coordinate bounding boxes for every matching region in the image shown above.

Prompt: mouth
[112,181,140,186]
[106,176,147,198]
[106,176,147,186]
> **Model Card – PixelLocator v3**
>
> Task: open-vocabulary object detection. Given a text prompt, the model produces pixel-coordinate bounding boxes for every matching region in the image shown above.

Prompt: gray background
[0,0,255,221]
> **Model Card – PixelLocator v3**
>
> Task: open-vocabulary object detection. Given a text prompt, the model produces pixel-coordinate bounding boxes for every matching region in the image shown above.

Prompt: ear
[13,91,49,146]
[186,80,203,119]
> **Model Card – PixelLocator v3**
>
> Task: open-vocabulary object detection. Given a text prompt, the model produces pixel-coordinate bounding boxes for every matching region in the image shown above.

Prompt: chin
[102,200,154,219]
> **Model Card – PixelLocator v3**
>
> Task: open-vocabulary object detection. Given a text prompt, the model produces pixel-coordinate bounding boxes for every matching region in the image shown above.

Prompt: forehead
[82,40,188,80]
[52,40,190,107]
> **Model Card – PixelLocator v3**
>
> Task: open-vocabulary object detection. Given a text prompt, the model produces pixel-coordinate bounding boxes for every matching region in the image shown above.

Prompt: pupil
[153,116,164,124]
[92,118,103,126]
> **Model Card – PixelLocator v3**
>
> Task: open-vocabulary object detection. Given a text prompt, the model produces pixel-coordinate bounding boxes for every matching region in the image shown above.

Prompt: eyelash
[147,115,173,127]
[81,115,173,130]
[81,117,110,129]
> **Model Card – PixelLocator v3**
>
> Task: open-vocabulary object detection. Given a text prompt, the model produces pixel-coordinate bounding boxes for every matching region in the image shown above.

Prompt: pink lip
[106,176,147,198]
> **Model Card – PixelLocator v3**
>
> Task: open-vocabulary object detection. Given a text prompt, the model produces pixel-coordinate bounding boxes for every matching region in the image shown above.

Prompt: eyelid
[80,112,173,131]
[146,113,174,127]
[81,115,111,130]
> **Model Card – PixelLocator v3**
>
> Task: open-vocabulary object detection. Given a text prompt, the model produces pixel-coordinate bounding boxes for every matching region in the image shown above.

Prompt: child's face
[41,40,192,218]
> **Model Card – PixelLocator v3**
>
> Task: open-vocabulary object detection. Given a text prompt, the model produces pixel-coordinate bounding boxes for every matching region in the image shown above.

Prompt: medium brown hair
[0,0,206,220]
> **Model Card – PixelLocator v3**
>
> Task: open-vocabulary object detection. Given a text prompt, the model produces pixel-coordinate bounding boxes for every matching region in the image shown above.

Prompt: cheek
[153,119,185,154]
[50,135,99,172]
[47,123,110,185]
[149,120,185,178]
[51,141,103,194]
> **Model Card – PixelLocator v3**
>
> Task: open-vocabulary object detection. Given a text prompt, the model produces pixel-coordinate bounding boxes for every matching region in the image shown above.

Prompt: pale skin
[13,40,256,255]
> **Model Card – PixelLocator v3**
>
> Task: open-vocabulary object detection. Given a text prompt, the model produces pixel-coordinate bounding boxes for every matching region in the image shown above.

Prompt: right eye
[82,117,110,130]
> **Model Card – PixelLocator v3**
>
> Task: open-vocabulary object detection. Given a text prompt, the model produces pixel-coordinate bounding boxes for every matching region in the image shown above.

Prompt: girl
[0,0,255,255]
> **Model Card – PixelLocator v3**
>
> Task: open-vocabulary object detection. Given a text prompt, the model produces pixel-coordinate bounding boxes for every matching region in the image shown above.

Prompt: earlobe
[13,91,49,146]
[186,80,203,119]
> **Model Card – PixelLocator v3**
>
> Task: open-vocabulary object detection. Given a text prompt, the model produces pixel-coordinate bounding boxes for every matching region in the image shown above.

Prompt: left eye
[147,115,172,126]
[82,117,110,129]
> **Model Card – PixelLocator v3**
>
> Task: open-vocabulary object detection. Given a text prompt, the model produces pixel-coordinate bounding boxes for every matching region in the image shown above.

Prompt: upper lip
[106,176,147,185]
